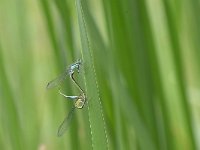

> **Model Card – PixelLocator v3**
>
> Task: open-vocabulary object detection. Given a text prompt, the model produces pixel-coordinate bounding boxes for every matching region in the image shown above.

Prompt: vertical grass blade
[75,0,108,149]
[162,1,196,149]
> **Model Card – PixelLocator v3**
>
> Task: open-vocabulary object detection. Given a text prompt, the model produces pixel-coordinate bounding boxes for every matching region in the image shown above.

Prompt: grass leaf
[75,0,108,149]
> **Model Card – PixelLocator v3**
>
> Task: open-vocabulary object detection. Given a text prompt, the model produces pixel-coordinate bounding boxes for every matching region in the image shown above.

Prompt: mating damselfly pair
[46,59,86,136]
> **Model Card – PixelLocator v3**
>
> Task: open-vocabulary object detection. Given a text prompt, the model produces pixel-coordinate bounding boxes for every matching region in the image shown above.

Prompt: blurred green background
[0,0,200,150]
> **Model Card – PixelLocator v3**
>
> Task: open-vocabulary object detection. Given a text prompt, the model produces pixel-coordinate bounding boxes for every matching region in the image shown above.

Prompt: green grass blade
[162,1,196,149]
[75,0,108,149]
[0,45,23,150]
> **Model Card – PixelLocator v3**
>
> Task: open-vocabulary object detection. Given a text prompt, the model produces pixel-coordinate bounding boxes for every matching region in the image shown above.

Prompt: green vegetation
[0,0,199,149]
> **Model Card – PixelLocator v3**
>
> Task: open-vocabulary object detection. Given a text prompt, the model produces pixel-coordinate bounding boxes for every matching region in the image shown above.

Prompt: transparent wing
[57,106,76,137]
[46,71,69,89]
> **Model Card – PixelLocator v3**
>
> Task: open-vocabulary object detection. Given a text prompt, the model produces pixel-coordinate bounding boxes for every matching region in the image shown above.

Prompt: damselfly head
[76,59,81,73]
[68,59,82,74]
[74,93,86,109]
[76,59,82,65]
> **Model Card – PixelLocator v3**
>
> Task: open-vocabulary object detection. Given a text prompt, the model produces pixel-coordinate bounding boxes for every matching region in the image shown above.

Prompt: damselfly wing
[57,106,76,137]
[46,59,82,89]
[46,71,69,89]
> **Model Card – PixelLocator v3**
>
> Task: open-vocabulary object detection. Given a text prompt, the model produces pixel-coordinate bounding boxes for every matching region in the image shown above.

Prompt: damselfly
[57,92,86,136]
[46,59,83,92]
[46,59,86,136]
